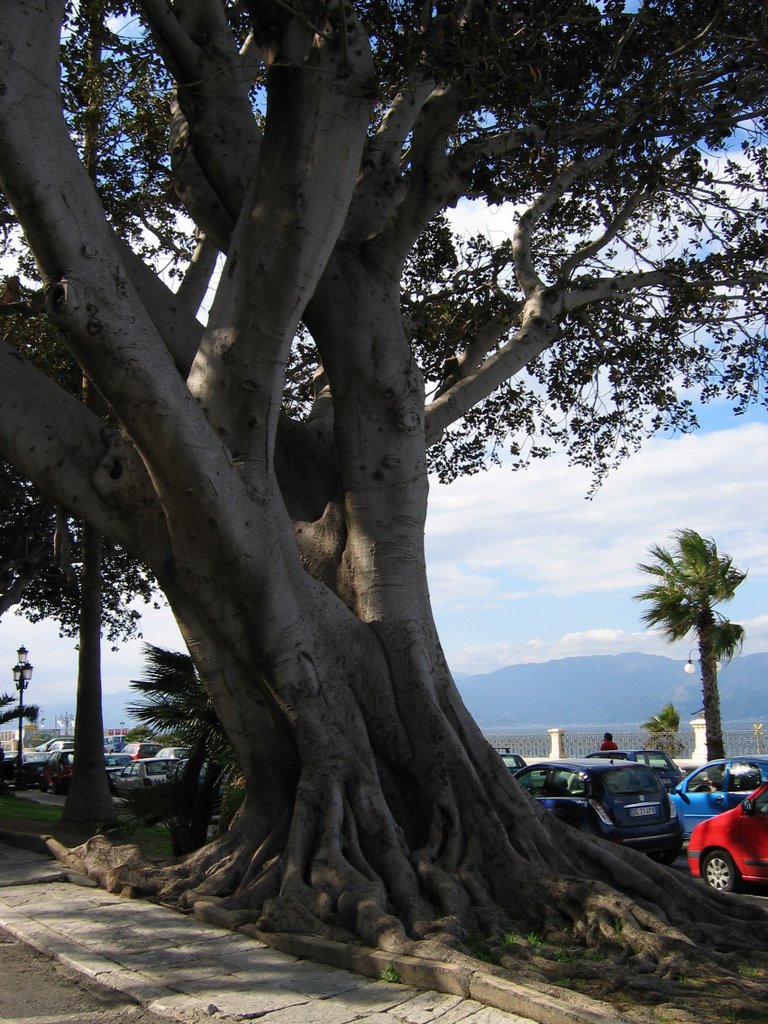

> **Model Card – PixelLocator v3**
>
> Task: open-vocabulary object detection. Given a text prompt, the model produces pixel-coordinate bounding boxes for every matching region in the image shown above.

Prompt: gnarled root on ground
[57,781,768,1024]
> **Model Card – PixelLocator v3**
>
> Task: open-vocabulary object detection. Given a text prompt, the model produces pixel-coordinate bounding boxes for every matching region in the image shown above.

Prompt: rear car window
[601,766,659,794]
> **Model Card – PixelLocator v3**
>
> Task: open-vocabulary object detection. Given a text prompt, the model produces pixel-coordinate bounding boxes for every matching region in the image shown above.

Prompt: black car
[499,751,526,772]
[585,749,683,791]
[2,751,52,787]
[515,758,683,863]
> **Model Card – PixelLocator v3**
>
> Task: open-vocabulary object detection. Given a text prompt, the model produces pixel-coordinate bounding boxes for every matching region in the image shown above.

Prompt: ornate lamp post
[13,645,33,790]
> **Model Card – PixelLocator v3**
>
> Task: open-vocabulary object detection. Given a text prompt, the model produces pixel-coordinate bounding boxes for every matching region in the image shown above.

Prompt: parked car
[112,757,176,797]
[586,749,683,791]
[2,751,52,787]
[36,738,75,753]
[39,750,74,794]
[103,753,133,792]
[670,756,768,836]
[499,751,526,772]
[687,780,768,891]
[514,758,683,863]
[155,747,189,760]
[121,741,162,760]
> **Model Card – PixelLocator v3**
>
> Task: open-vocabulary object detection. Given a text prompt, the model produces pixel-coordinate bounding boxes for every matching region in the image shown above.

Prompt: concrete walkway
[0,839,632,1024]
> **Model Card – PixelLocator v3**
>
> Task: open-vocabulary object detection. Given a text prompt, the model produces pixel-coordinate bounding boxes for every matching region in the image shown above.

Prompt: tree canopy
[1,2,768,1020]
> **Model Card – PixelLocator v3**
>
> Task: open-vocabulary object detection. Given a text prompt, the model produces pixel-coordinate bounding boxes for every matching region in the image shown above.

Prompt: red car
[687,781,768,891]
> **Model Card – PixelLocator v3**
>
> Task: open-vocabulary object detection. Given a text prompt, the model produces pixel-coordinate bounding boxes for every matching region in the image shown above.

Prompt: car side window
[728,761,762,793]
[517,768,547,796]
[754,789,768,815]
[546,770,577,797]
[687,764,726,792]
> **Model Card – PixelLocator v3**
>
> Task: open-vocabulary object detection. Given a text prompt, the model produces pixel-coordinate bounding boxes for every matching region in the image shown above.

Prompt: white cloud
[428,421,768,603]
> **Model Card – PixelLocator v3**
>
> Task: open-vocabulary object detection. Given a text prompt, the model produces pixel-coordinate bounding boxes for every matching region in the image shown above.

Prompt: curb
[0,828,50,855]
[193,899,637,1024]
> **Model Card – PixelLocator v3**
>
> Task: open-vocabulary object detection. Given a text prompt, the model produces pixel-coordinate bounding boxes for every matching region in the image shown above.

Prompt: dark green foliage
[124,645,236,853]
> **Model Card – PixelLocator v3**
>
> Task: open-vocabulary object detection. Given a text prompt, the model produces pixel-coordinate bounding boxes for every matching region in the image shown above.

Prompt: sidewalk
[0,839,631,1024]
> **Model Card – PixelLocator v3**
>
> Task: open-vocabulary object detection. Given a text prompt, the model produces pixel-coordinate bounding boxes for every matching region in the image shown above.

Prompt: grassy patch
[0,795,173,859]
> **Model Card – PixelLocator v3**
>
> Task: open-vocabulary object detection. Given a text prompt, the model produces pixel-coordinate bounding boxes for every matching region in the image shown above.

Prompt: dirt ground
[0,930,174,1024]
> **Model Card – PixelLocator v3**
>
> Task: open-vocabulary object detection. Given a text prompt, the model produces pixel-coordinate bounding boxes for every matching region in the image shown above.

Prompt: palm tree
[635,529,746,760]
[126,645,235,852]
[640,702,682,757]
[0,692,40,789]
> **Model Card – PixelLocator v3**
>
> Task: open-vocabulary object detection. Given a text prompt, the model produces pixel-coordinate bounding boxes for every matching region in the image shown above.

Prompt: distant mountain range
[48,651,768,735]
[453,652,768,731]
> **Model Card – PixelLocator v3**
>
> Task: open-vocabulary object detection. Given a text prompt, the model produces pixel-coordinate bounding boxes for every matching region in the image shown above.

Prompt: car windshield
[636,752,675,771]
[601,766,659,794]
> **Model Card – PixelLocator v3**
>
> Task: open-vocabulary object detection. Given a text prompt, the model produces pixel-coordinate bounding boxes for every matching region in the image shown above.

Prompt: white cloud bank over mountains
[427,420,768,674]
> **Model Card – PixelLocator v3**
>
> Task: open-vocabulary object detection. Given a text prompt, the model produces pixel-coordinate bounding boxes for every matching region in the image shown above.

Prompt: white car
[155,747,189,759]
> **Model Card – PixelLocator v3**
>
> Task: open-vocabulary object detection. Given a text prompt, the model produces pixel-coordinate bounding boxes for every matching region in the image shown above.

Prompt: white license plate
[629,805,656,817]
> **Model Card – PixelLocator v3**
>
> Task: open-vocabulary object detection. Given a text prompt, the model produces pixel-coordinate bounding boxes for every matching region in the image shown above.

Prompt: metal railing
[486,729,765,761]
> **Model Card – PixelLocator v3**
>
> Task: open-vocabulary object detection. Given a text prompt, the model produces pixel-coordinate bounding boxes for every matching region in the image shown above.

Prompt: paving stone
[0,847,561,1024]
[389,990,467,1023]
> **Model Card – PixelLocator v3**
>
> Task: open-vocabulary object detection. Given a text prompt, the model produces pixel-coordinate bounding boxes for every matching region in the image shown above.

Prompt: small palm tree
[126,645,235,852]
[0,692,40,787]
[635,529,746,760]
[640,703,682,757]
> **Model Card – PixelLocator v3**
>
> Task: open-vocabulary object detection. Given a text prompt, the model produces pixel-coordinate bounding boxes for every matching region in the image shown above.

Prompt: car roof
[520,758,645,772]
[688,756,768,768]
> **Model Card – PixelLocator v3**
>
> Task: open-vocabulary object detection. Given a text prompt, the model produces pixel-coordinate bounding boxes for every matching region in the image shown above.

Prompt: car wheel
[701,849,739,892]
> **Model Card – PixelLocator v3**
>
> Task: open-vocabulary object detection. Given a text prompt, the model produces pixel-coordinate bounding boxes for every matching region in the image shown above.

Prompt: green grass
[0,796,63,823]
[0,795,173,859]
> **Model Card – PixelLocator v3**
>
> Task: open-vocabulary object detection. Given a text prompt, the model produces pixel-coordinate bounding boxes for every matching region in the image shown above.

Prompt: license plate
[629,805,656,817]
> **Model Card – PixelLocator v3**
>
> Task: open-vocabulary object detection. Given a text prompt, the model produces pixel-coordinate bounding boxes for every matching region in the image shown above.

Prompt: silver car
[113,757,176,798]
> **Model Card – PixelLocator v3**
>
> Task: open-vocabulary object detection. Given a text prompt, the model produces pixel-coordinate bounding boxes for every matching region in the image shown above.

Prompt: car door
[117,761,140,794]
[733,786,768,882]
[723,760,765,812]
[675,763,727,834]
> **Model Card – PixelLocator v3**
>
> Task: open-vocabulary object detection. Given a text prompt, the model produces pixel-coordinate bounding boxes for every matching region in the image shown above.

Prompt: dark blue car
[585,749,683,791]
[670,756,768,836]
[515,758,683,863]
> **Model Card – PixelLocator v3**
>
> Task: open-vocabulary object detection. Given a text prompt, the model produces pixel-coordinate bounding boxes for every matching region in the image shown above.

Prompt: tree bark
[2,5,768,1020]
[63,519,116,823]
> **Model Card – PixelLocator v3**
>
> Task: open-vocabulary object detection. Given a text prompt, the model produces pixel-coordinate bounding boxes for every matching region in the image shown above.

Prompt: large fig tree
[2,1,768,1017]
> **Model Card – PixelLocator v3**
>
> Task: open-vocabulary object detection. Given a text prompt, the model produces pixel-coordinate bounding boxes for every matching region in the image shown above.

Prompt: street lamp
[13,645,33,790]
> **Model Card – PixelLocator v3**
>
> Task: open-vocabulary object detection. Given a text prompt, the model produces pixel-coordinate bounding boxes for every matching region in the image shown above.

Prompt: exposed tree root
[57,771,768,1024]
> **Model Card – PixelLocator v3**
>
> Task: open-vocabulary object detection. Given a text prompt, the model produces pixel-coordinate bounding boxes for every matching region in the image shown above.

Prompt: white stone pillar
[548,728,565,759]
[690,716,708,764]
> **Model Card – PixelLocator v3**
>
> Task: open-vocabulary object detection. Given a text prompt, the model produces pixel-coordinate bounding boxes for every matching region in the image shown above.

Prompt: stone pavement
[0,839,632,1024]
